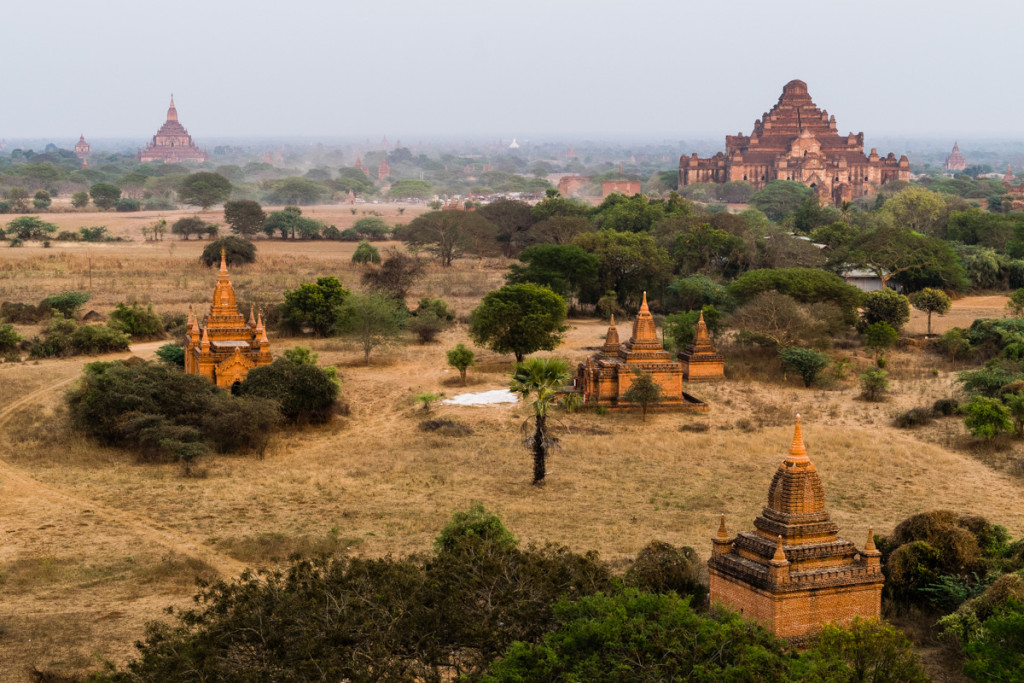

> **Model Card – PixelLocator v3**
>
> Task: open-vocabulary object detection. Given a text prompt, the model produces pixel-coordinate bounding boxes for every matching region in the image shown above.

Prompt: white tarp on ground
[442,389,519,406]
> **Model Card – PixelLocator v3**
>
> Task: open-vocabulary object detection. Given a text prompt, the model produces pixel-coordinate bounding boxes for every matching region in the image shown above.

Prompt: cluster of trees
[90,505,930,682]
[874,510,1024,680]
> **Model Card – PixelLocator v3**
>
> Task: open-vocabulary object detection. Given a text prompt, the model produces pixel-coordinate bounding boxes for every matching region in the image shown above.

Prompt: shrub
[0,323,22,353]
[69,324,132,354]
[860,288,911,331]
[280,276,349,337]
[933,397,960,415]
[779,346,830,387]
[41,291,90,318]
[962,599,1024,681]
[239,357,339,423]
[664,305,722,350]
[863,321,898,355]
[894,407,933,429]
[624,540,706,602]
[155,344,186,366]
[962,395,1013,439]
[415,297,455,321]
[108,302,164,339]
[78,226,107,242]
[351,240,381,264]
[1008,288,1024,316]
[794,618,928,683]
[407,310,445,343]
[728,267,862,324]
[447,343,475,384]
[199,236,256,267]
[70,191,89,208]
[360,251,425,300]
[29,315,130,358]
[115,198,141,212]
[860,367,889,401]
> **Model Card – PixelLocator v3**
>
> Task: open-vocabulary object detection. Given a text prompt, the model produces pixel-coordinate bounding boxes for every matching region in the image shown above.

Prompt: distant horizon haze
[2,0,1022,141]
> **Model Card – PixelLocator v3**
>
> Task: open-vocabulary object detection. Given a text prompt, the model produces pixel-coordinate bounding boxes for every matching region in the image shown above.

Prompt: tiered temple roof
[137,96,208,163]
[944,141,967,172]
[680,80,910,206]
[708,416,883,642]
[679,311,724,381]
[185,250,271,388]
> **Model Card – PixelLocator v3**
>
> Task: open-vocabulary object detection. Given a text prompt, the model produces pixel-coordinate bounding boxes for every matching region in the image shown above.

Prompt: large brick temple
[137,95,208,163]
[185,250,271,389]
[708,416,884,643]
[679,79,909,206]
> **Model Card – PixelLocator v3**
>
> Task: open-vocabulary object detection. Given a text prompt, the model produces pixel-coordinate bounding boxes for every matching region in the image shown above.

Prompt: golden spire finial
[716,514,728,539]
[698,310,705,324]
[772,535,787,563]
[219,247,228,273]
[865,528,877,553]
[788,414,808,462]
[640,291,649,313]
[609,314,616,327]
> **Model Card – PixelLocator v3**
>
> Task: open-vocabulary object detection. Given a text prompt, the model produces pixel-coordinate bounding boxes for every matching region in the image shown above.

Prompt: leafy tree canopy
[471,283,567,361]
[178,172,232,209]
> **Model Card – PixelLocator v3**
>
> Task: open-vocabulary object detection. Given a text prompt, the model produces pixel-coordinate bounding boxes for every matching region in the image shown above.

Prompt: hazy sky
[3,0,1022,141]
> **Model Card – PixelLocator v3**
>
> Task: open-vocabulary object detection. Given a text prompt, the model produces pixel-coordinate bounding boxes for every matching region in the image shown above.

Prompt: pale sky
[2,0,1022,141]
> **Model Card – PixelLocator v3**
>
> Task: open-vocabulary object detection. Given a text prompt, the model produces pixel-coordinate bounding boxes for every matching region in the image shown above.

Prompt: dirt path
[0,342,246,577]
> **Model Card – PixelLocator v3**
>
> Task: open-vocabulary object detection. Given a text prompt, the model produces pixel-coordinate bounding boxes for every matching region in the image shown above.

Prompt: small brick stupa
[708,416,883,643]
[575,293,705,410]
[679,311,724,381]
[185,249,272,388]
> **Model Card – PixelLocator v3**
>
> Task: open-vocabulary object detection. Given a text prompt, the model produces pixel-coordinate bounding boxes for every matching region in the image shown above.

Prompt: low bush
[933,397,960,415]
[624,540,706,602]
[239,357,339,423]
[108,302,164,339]
[894,407,933,429]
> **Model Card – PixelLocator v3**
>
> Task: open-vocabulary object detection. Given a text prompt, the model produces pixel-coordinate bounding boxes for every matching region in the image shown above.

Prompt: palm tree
[510,357,571,485]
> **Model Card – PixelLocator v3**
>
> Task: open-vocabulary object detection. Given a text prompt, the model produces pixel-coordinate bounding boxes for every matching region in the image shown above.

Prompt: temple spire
[787,414,809,463]
[717,514,729,540]
[219,247,228,276]
[167,94,178,122]
[771,535,788,565]
[640,291,649,313]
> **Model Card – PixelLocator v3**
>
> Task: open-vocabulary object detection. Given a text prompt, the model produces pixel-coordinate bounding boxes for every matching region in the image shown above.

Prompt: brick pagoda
[137,95,208,163]
[185,250,271,389]
[708,416,883,643]
[378,157,391,180]
[74,134,90,159]
[944,141,967,172]
[679,311,724,381]
[679,79,910,206]
[575,293,705,410]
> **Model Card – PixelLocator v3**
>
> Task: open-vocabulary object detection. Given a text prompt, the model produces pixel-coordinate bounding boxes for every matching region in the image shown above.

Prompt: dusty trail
[0,342,246,577]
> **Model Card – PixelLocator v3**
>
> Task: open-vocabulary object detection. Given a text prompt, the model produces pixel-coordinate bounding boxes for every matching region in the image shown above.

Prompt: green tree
[1007,288,1024,317]
[222,199,266,236]
[592,193,665,233]
[860,367,890,401]
[664,305,722,350]
[280,276,349,337]
[481,590,793,682]
[622,370,662,422]
[360,251,424,300]
[506,244,600,300]
[939,328,971,367]
[0,323,22,353]
[962,395,1012,439]
[89,182,121,210]
[7,216,58,240]
[1003,393,1024,438]
[860,288,911,331]
[108,302,164,339]
[909,287,951,336]
[240,357,339,423]
[881,185,948,236]
[447,343,475,385]
[71,191,89,209]
[42,291,90,318]
[335,291,407,364]
[387,179,434,200]
[780,347,831,387]
[155,343,185,367]
[573,229,672,306]
[478,198,536,256]
[510,357,571,485]
[32,189,51,210]
[794,618,929,683]
[728,267,862,325]
[864,321,898,356]
[470,283,567,362]
[7,186,29,212]
[263,206,303,239]
[351,240,381,264]
[265,177,326,205]
[348,217,391,240]
[398,211,498,266]
[178,172,232,209]
[749,180,813,221]
[845,226,966,290]
[171,216,209,240]
[962,600,1024,681]
[199,237,256,267]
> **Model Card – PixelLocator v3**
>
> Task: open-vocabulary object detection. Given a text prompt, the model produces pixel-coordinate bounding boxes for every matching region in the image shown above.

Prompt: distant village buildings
[137,95,208,163]
[944,141,967,172]
[679,80,910,206]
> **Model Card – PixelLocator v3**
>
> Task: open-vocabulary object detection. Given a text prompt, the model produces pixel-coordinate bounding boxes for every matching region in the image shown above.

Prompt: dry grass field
[1,222,1022,680]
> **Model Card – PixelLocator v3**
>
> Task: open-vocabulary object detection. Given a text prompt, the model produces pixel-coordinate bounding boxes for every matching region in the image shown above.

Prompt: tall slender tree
[510,358,570,485]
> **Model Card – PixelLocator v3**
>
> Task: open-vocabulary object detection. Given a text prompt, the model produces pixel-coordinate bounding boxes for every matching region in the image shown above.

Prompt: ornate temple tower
[378,157,391,180]
[137,95,208,163]
[74,135,90,159]
[679,311,724,381]
[944,141,967,172]
[185,250,272,388]
[709,416,883,643]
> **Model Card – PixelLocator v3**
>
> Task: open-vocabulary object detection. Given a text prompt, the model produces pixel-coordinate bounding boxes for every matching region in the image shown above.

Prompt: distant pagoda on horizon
[944,141,967,172]
[137,95,208,163]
